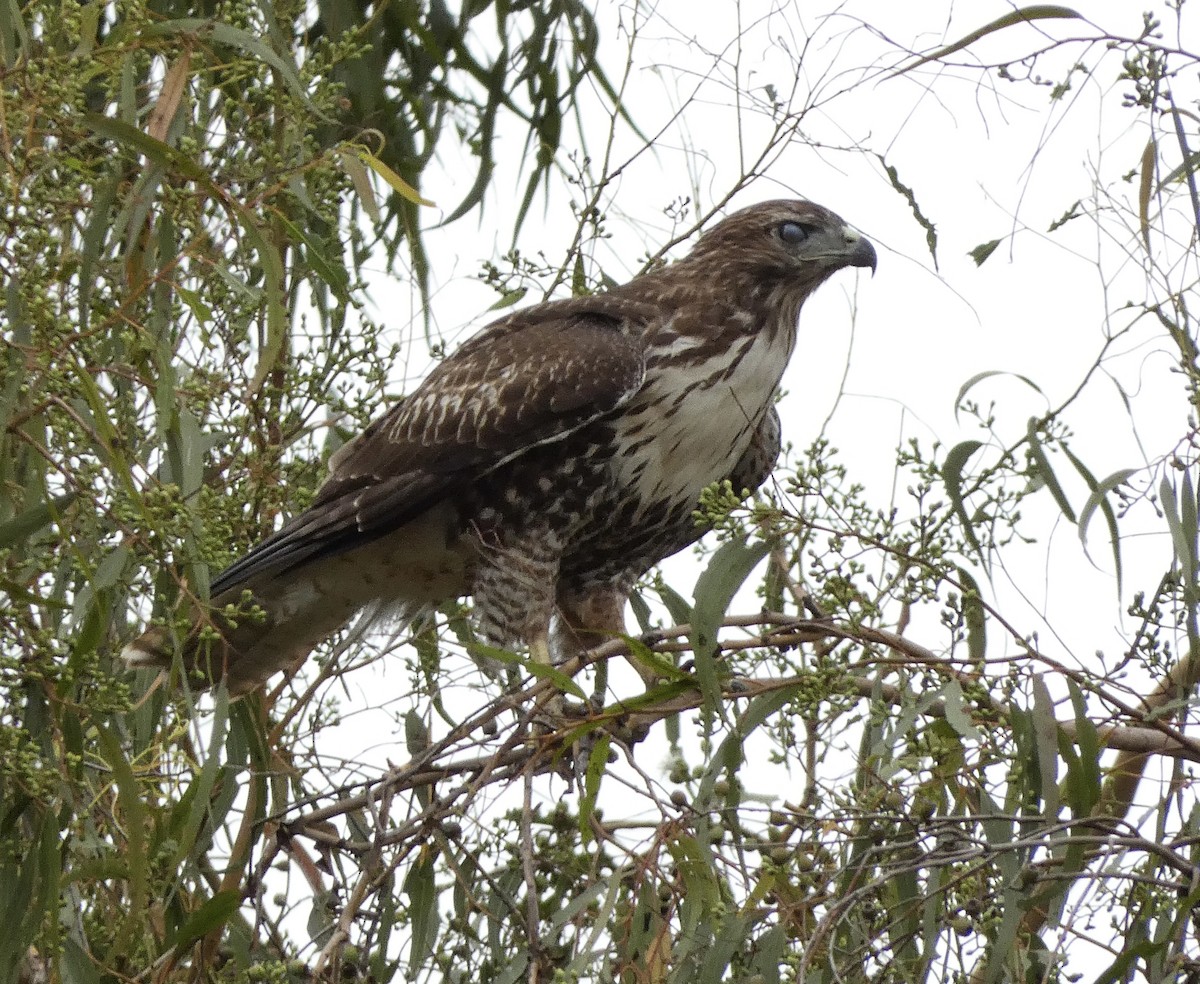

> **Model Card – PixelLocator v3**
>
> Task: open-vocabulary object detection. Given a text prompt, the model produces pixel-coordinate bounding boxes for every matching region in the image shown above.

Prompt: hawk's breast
[608,322,794,520]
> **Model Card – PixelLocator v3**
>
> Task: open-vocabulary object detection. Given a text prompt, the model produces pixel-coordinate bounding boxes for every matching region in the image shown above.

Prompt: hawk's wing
[210,300,652,596]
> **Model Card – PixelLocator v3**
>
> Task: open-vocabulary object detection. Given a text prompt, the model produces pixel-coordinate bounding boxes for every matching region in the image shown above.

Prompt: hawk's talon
[560,699,589,719]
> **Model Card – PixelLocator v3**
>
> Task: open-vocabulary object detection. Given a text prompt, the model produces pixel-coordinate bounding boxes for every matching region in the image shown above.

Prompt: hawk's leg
[471,532,579,722]
[526,629,585,732]
[556,585,655,752]
[556,583,661,690]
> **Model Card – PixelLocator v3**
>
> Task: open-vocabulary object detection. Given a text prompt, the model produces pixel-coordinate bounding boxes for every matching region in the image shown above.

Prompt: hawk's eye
[778,221,813,245]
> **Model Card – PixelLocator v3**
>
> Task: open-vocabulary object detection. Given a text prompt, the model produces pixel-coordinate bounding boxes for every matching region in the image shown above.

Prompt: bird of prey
[124,200,876,695]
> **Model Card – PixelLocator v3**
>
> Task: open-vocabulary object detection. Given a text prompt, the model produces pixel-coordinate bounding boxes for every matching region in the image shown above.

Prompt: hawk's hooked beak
[841,226,877,274]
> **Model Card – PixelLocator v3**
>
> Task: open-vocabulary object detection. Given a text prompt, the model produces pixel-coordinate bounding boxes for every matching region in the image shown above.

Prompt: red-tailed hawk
[124,200,876,694]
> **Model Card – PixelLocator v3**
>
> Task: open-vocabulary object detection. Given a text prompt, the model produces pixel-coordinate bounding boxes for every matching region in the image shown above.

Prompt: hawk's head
[687,199,877,284]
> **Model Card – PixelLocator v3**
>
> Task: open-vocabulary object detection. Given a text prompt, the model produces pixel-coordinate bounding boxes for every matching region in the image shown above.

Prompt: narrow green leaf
[981,886,1026,984]
[748,924,786,984]
[71,0,102,56]
[1094,940,1165,984]
[170,696,228,872]
[404,710,431,757]
[61,935,101,984]
[736,684,802,736]
[404,851,440,970]
[1183,472,1198,578]
[571,253,586,295]
[521,659,587,700]
[886,854,924,975]
[622,634,688,683]
[0,0,30,68]
[175,408,206,497]
[1030,675,1060,817]
[890,6,1083,77]
[209,21,313,107]
[690,537,771,713]
[654,579,693,627]
[468,642,586,699]
[953,371,1044,421]
[1161,475,1198,582]
[170,890,240,955]
[622,882,665,961]
[485,287,528,311]
[94,724,148,929]
[275,215,350,302]
[1159,148,1200,187]
[956,565,987,663]
[942,440,985,563]
[1170,473,1200,652]
[1076,465,1135,588]
[357,149,435,207]
[370,870,400,983]
[597,679,692,714]
[1026,417,1075,522]
[548,880,610,935]
[35,811,62,966]
[440,101,496,225]
[0,492,76,547]
[77,171,118,332]
[141,19,316,112]
[74,598,105,657]
[0,815,36,973]
[698,910,751,984]
[578,732,610,844]
[666,834,719,925]
[941,679,982,740]
[338,150,381,223]
[493,955,529,984]
[82,113,210,182]
[238,218,287,396]
[405,711,432,808]
[175,285,212,324]
[92,545,131,591]
[307,887,337,947]
[0,282,25,444]
[1064,679,1100,815]
[1138,137,1156,251]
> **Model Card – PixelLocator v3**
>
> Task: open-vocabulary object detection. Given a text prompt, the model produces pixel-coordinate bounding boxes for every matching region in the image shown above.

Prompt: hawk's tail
[121,585,363,696]
[121,600,285,696]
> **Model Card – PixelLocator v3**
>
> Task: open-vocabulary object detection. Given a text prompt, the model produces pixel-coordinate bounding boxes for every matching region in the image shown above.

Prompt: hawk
[124,200,876,695]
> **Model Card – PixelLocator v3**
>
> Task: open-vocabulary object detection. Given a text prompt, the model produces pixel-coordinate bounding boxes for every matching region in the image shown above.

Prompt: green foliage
[0,0,629,978]
[4,1,1200,981]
